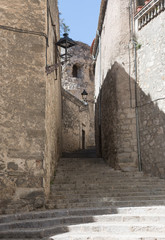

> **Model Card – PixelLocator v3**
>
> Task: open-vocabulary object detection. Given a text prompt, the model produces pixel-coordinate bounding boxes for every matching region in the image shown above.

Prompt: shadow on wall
[95,62,165,178]
[95,68,118,168]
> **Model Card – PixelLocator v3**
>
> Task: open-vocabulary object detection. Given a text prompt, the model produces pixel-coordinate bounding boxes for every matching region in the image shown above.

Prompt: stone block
[7,162,18,171]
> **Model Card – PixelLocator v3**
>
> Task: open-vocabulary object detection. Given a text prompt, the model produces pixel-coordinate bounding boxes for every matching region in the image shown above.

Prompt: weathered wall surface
[135,4,165,177]
[95,63,137,170]
[0,0,61,214]
[0,0,46,32]
[44,0,62,197]
[62,42,95,150]
[94,0,131,98]
[94,0,138,171]
[62,89,90,152]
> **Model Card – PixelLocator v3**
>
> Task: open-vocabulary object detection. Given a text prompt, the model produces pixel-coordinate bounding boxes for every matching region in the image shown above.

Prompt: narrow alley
[1,0,165,239]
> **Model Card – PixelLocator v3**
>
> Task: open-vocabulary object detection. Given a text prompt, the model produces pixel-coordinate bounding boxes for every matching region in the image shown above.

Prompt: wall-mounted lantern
[81,89,88,102]
[56,33,76,62]
[46,33,76,75]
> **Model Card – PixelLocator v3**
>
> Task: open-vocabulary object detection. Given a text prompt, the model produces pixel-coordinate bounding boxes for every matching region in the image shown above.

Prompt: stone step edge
[47,198,165,205]
[1,222,165,234]
[1,206,165,223]
[50,191,165,195]
[49,233,165,240]
[2,213,165,229]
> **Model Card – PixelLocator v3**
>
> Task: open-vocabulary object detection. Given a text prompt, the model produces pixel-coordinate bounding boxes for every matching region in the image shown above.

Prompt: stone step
[47,195,165,205]
[54,176,159,182]
[2,155,165,239]
[2,207,165,224]
[50,185,165,192]
[58,159,109,165]
[55,222,165,234]
[49,233,165,240]
[53,178,164,184]
[55,172,144,179]
[2,237,165,240]
[54,172,150,176]
[53,180,164,186]
[53,178,164,185]
[2,236,165,240]
[51,181,165,186]
[52,174,163,181]
[0,208,117,224]
[2,207,165,239]
[1,222,165,238]
[54,173,163,178]
[56,164,131,170]
[2,214,165,231]
[50,190,165,197]
[47,199,165,209]
[51,189,165,197]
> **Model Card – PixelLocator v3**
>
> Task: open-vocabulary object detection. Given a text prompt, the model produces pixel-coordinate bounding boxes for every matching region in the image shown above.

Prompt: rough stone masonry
[62,42,95,152]
[0,0,62,214]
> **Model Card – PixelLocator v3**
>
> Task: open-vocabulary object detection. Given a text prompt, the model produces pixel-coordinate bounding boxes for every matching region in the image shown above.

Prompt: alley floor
[1,151,165,239]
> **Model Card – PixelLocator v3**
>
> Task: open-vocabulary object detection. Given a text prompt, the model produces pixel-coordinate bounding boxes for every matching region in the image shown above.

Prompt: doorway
[82,130,85,149]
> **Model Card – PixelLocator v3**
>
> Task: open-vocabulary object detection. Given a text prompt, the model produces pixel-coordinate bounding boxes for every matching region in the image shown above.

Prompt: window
[72,64,83,78]
[137,0,145,6]
[72,65,78,77]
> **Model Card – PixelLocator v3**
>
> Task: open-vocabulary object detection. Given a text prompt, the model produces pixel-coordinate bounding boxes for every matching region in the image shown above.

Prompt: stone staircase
[1,157,165,239]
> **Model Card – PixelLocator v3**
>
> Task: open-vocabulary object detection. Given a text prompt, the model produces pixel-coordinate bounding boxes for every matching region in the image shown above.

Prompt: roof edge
[92,0,108,57]
[62,88,88,108]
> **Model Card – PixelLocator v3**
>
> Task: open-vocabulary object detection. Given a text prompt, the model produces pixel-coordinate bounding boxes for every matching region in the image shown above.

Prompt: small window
[137,0,145,6]
[82,130,85,149]
[93,63,95,75]
[72,65,78,77]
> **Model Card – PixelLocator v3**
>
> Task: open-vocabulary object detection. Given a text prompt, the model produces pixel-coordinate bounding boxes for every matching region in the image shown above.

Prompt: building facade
[62,42,95,153]
[62,89,91,152]
[93,0,165,176]
[134,0,165,177]
[93,0,138,171]
[0,0,62,214]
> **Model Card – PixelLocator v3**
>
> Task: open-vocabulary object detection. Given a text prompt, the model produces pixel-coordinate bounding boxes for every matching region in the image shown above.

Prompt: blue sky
[58,0,101,46]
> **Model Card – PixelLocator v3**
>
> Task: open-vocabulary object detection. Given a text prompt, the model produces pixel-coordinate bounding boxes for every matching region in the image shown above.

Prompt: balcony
[135,0,165,30]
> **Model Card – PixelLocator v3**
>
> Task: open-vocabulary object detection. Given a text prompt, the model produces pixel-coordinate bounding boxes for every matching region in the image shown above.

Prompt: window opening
[72,65,78,77]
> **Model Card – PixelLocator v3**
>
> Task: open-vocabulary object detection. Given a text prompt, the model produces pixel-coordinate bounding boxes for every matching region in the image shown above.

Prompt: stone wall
[94,0,132,98]
[135,2,165,177]
[94,0,165,176]
[62,89,90,153]
[45,0,62,196]
[94,0,138,171]
[62,42,95,150]
[0,0,61,214]
[95,63,138,171]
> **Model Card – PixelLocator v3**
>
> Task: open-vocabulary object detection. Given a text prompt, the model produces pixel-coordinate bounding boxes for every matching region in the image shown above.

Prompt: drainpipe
[129,0,142,172]
[133,40,142,172]
[97,31,102,126]
[96,30,102,157]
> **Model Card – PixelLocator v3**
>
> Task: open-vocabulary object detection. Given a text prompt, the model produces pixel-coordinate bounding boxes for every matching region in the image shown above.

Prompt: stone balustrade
[135,0,165,30]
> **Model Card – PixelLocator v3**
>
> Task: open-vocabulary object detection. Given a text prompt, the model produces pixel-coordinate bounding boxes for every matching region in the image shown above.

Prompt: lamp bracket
[45,62,64,75]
